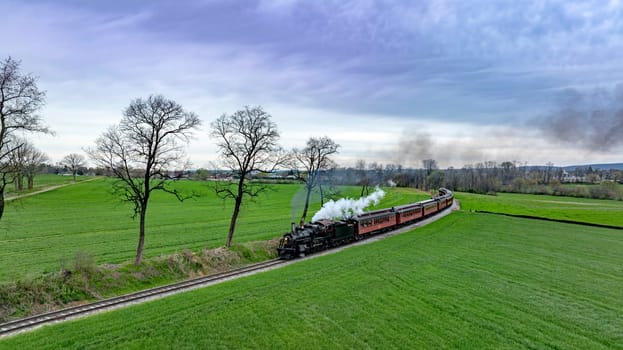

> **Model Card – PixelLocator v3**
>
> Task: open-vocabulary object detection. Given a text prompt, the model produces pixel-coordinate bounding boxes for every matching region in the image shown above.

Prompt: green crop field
[456,192,623,227]
[2,211,621,349]
[0,179,428,282]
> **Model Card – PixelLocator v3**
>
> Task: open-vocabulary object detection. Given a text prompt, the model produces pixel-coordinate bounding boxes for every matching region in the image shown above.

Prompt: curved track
[0,201,457,338]
[0,259,284,338]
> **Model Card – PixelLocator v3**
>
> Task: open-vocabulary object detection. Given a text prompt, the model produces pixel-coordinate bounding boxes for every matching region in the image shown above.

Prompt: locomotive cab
[277,233,296,259]
[278,227,310,259]
[277,223,318,259]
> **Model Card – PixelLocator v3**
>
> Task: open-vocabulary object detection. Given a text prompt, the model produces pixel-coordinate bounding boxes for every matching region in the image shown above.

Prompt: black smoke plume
[540,85,623,152]
[394,132,434,167]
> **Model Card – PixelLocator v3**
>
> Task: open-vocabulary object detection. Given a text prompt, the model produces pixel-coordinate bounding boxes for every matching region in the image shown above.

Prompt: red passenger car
[395,203,423,225]
[438,198,447,210]
[422,199,439,216]
[353,208,397,236]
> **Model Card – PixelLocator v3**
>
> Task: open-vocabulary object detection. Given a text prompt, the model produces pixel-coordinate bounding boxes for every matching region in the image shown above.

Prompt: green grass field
[2,211,621,349]
[0,179,428,282]
[4,174,93,197]
[456,192,623,227]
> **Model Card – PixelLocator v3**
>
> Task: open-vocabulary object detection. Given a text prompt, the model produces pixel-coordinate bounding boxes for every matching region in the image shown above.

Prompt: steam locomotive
[277,188,454,259]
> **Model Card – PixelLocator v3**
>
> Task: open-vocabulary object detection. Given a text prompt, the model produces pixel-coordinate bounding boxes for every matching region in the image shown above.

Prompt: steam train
[277,188,454,259]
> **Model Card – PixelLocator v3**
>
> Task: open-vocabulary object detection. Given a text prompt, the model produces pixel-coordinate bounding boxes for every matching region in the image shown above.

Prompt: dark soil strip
[474,210,623,230]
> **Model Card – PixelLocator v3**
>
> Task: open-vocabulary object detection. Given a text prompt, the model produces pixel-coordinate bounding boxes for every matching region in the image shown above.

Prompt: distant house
[561,170,585,183]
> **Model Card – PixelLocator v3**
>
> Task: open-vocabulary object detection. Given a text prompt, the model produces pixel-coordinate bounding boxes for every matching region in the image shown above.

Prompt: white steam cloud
[311,187,386,222]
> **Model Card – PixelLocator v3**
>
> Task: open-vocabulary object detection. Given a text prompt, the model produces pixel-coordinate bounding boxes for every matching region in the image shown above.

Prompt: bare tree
[422,158,438,175]
[61,153,86,181]
[383,163,397,185]
[500,161,517,185]
[368,161,384,186]
[317,167,340,206]
[23,145,48,190]
[0,57,50,220]
[6,138,26,191]
[355,159,369,196]
[88,95,200,265]
[293,136,339,225]
[211,106,287,247]
[7,138,48,190]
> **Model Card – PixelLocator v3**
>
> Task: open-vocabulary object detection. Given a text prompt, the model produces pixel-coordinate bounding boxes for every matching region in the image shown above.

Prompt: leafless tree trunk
[88,95,200,264]
[227,176,245,247]
[61,153,86,182]
[0,173,8,219]
[318,172,340,206]
[7,138,48,190]
[0,57,50,220]
[355,159,369,196]
[137,202,147,262]
[292,136,339,225]
[210,106,287,247]
[14,174,23,191]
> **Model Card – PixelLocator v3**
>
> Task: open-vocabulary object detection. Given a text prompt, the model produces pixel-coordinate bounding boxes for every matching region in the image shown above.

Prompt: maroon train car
[395,202,423,225]
[353,208,396,236]
[422,199,439,216]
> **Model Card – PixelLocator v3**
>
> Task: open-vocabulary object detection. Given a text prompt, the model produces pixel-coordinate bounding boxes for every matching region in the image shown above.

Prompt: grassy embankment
[2,210,622,349]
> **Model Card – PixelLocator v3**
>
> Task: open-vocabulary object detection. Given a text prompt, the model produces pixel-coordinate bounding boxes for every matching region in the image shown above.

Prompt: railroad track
[0,258,285,338]
[1,202,457,338]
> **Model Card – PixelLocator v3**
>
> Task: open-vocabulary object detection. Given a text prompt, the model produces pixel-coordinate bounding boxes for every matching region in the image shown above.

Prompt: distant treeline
[35,160,623,201]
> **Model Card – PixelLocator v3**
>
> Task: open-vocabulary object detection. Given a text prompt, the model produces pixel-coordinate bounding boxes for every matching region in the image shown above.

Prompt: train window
[360,219,373,227]
[375,215,391,224]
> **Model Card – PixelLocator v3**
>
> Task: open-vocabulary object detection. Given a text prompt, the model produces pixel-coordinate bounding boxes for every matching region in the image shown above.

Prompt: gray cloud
[393,132,435,167]
[539,85,623,151]
[14,0,623,126]
[5,0,623,166]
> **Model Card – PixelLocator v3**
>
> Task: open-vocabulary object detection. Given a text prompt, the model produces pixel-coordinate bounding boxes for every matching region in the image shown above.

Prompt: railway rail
[1,199,457,338]
[0,258,285,338]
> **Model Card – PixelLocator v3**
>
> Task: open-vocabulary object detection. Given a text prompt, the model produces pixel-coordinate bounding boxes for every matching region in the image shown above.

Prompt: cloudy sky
[4,0,623,168]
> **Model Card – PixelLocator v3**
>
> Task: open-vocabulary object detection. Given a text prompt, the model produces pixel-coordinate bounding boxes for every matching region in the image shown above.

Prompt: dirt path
[5,177,99,202]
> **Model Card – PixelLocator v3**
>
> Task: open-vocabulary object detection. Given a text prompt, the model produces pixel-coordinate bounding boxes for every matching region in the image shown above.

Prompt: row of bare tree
[0,139,85,193]
[1,56,344,265]
[85,98,341,264]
